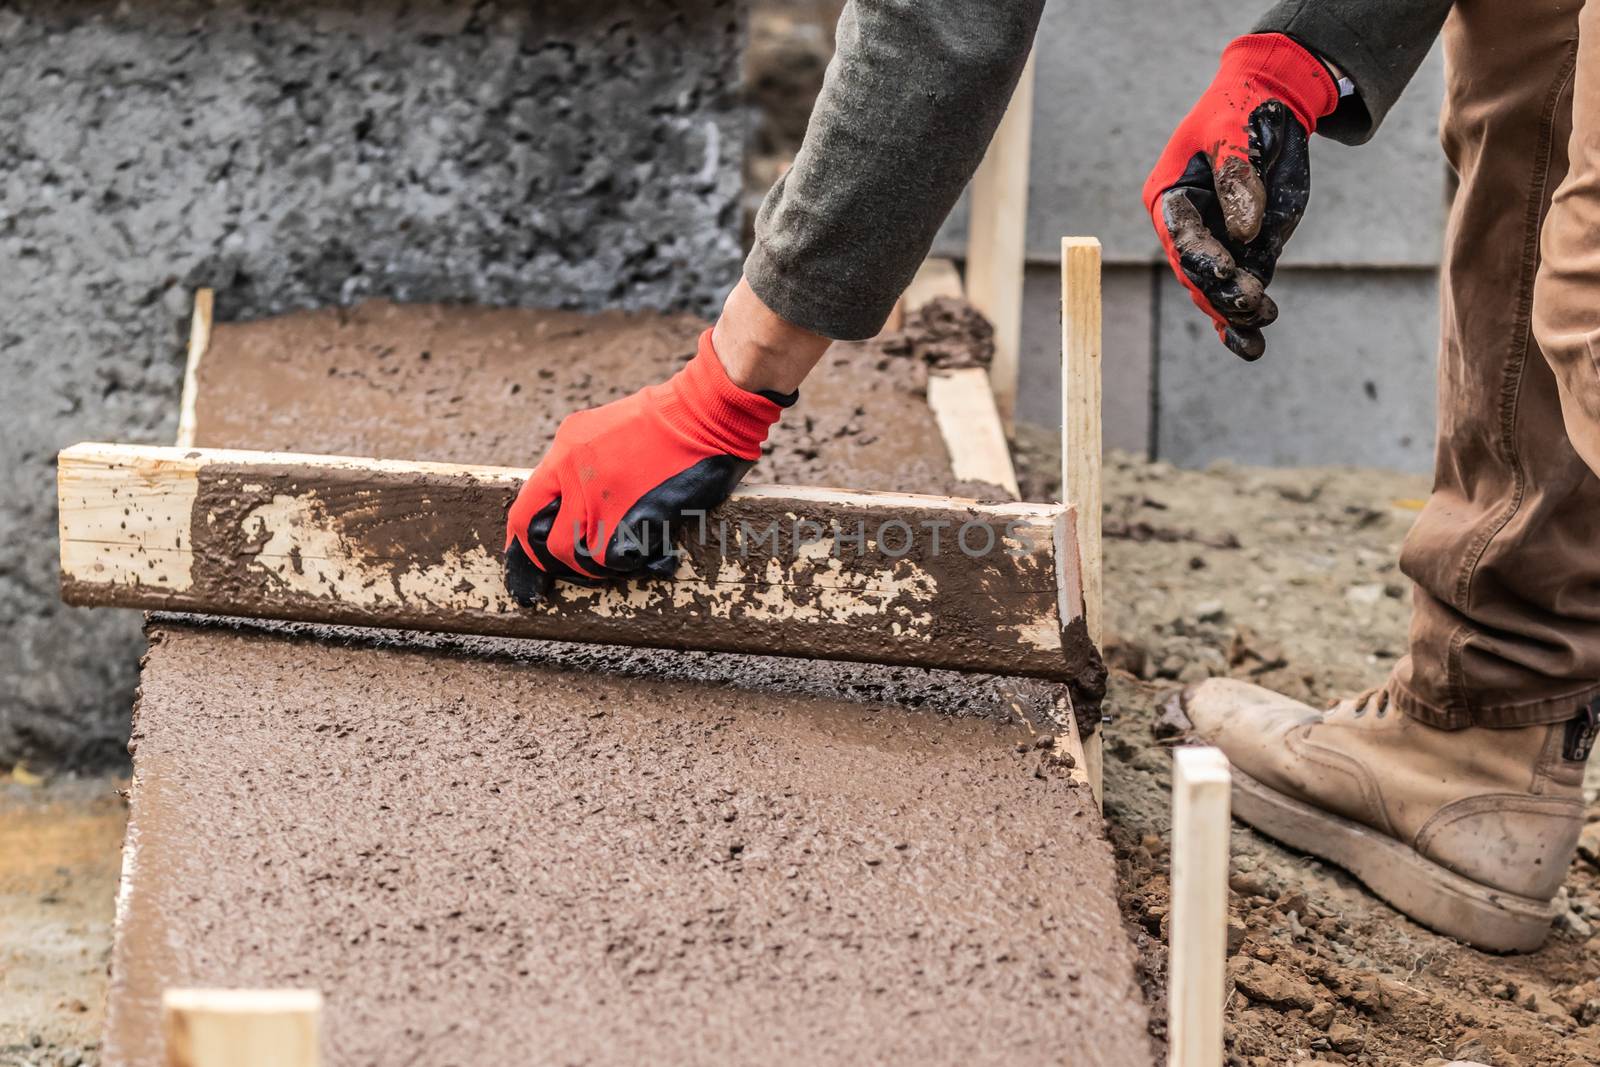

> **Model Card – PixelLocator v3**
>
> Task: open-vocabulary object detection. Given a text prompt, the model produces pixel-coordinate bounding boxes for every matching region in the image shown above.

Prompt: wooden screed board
[58,443,1094,681]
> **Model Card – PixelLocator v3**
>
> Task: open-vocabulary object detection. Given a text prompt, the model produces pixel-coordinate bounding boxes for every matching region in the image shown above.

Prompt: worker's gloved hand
[504,329,789,603]
[1143,33,1340,360]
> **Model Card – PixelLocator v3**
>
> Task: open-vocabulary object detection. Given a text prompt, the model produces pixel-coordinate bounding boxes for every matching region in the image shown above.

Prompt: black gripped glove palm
[1143,34,1341,360]
[504,329,789,604]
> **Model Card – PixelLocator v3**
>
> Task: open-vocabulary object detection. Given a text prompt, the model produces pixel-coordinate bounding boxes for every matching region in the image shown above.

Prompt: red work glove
[1144,34,1339,360]
[504,329,789,602]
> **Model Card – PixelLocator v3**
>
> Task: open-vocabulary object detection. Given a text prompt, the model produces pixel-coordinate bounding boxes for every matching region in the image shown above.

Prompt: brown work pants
[1394,0,1600,728]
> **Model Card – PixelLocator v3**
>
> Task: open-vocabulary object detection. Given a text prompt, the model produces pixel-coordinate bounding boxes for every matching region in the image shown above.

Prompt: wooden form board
[1168,747,1232,1067]
[901,257,964,313]
[927,369,1021,498]
[1062,237,1105,805]
[894,262,1024,501]
[58,443,1094,680]
[174,289,213,451]
[163,989,321,1067]
[966,49,1036,431]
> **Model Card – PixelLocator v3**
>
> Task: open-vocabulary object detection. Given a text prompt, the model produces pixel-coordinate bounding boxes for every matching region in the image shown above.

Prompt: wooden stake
[1060,237,1103,643]
[966,49,1036,431]
[1050,693,1093,792]
[163,988,321,1067]
[1061,236,1104,805]
[175,289,214,450]
[57,443,1094,681]
[1167,747,1232,1067]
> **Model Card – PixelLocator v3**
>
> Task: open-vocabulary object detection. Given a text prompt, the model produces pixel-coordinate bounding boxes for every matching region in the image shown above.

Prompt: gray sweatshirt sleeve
[1254,0,1454,145]
[744,0,1045,341]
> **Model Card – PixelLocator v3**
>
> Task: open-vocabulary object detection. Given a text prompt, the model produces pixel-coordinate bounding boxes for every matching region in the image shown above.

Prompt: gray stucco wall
[2,0,745,766]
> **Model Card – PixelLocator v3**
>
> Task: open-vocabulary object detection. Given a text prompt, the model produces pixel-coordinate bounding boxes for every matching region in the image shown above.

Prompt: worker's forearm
[745,0,1046,341]
[1253,0,1452,145]
[711,278,831,395]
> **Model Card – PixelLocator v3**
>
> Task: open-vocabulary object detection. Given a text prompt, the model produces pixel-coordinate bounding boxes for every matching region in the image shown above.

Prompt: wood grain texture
[1061,237,1103,644]
[163,989,320,1067]
[965,49,1035,431]
[1062,236,1105,805]
[58,443,1094,680]
[1167,747,1231,1067]
[174,289,213,450]
[926,368,1021,499]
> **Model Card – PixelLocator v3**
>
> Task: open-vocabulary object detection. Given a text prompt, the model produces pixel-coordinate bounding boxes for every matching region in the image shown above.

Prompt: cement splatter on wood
[59,444,1091,680]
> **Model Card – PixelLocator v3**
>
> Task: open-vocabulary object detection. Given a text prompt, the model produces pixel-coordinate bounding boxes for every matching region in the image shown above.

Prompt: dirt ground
[0,775,125,1067]
[9,445,1598,1066]
[1018,431,1600,1067]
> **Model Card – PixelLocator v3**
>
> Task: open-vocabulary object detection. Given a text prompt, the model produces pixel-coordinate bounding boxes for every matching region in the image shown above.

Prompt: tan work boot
[1177,678,1597,952]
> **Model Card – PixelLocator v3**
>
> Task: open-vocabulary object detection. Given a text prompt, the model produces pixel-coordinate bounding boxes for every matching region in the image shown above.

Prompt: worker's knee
[1530,258,1591,377]
[1531,255,1600,463]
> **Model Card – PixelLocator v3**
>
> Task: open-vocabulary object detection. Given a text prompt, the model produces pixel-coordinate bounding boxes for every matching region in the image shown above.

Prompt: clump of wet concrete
[881,296,997,371]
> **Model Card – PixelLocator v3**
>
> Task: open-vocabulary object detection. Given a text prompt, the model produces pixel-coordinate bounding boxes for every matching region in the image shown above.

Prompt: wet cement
[108,303,1139,1063]
[109,622,1148,1065]
[192,300,998,497]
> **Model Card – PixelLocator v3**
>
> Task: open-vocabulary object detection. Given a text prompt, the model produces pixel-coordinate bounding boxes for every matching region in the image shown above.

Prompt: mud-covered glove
[504,329,789,602]
[1143,33,1340,360]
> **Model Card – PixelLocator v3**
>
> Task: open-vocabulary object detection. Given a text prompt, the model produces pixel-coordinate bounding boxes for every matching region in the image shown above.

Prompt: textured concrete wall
[2,0,745,766]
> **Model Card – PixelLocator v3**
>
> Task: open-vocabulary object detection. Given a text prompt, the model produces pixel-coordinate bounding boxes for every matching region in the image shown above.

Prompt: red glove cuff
[652,329,784,461]
[1218,34,1339,137]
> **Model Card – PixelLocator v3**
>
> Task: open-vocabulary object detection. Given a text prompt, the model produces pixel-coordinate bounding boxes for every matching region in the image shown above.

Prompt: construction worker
[503,0,1045,592]
[506,0,1599,951]
[1154,0,1600,954]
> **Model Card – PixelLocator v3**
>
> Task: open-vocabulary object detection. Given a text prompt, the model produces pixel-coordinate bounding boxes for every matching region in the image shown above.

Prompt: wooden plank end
[175,289,214,450]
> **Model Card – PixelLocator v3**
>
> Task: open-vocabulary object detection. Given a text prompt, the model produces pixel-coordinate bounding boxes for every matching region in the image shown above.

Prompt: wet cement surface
[107,304,1143,1063]
[109,622,1147,1066]
[192,300,995,497]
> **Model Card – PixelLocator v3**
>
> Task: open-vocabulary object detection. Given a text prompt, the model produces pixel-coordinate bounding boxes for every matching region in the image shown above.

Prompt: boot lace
[1330,685,1390,719]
